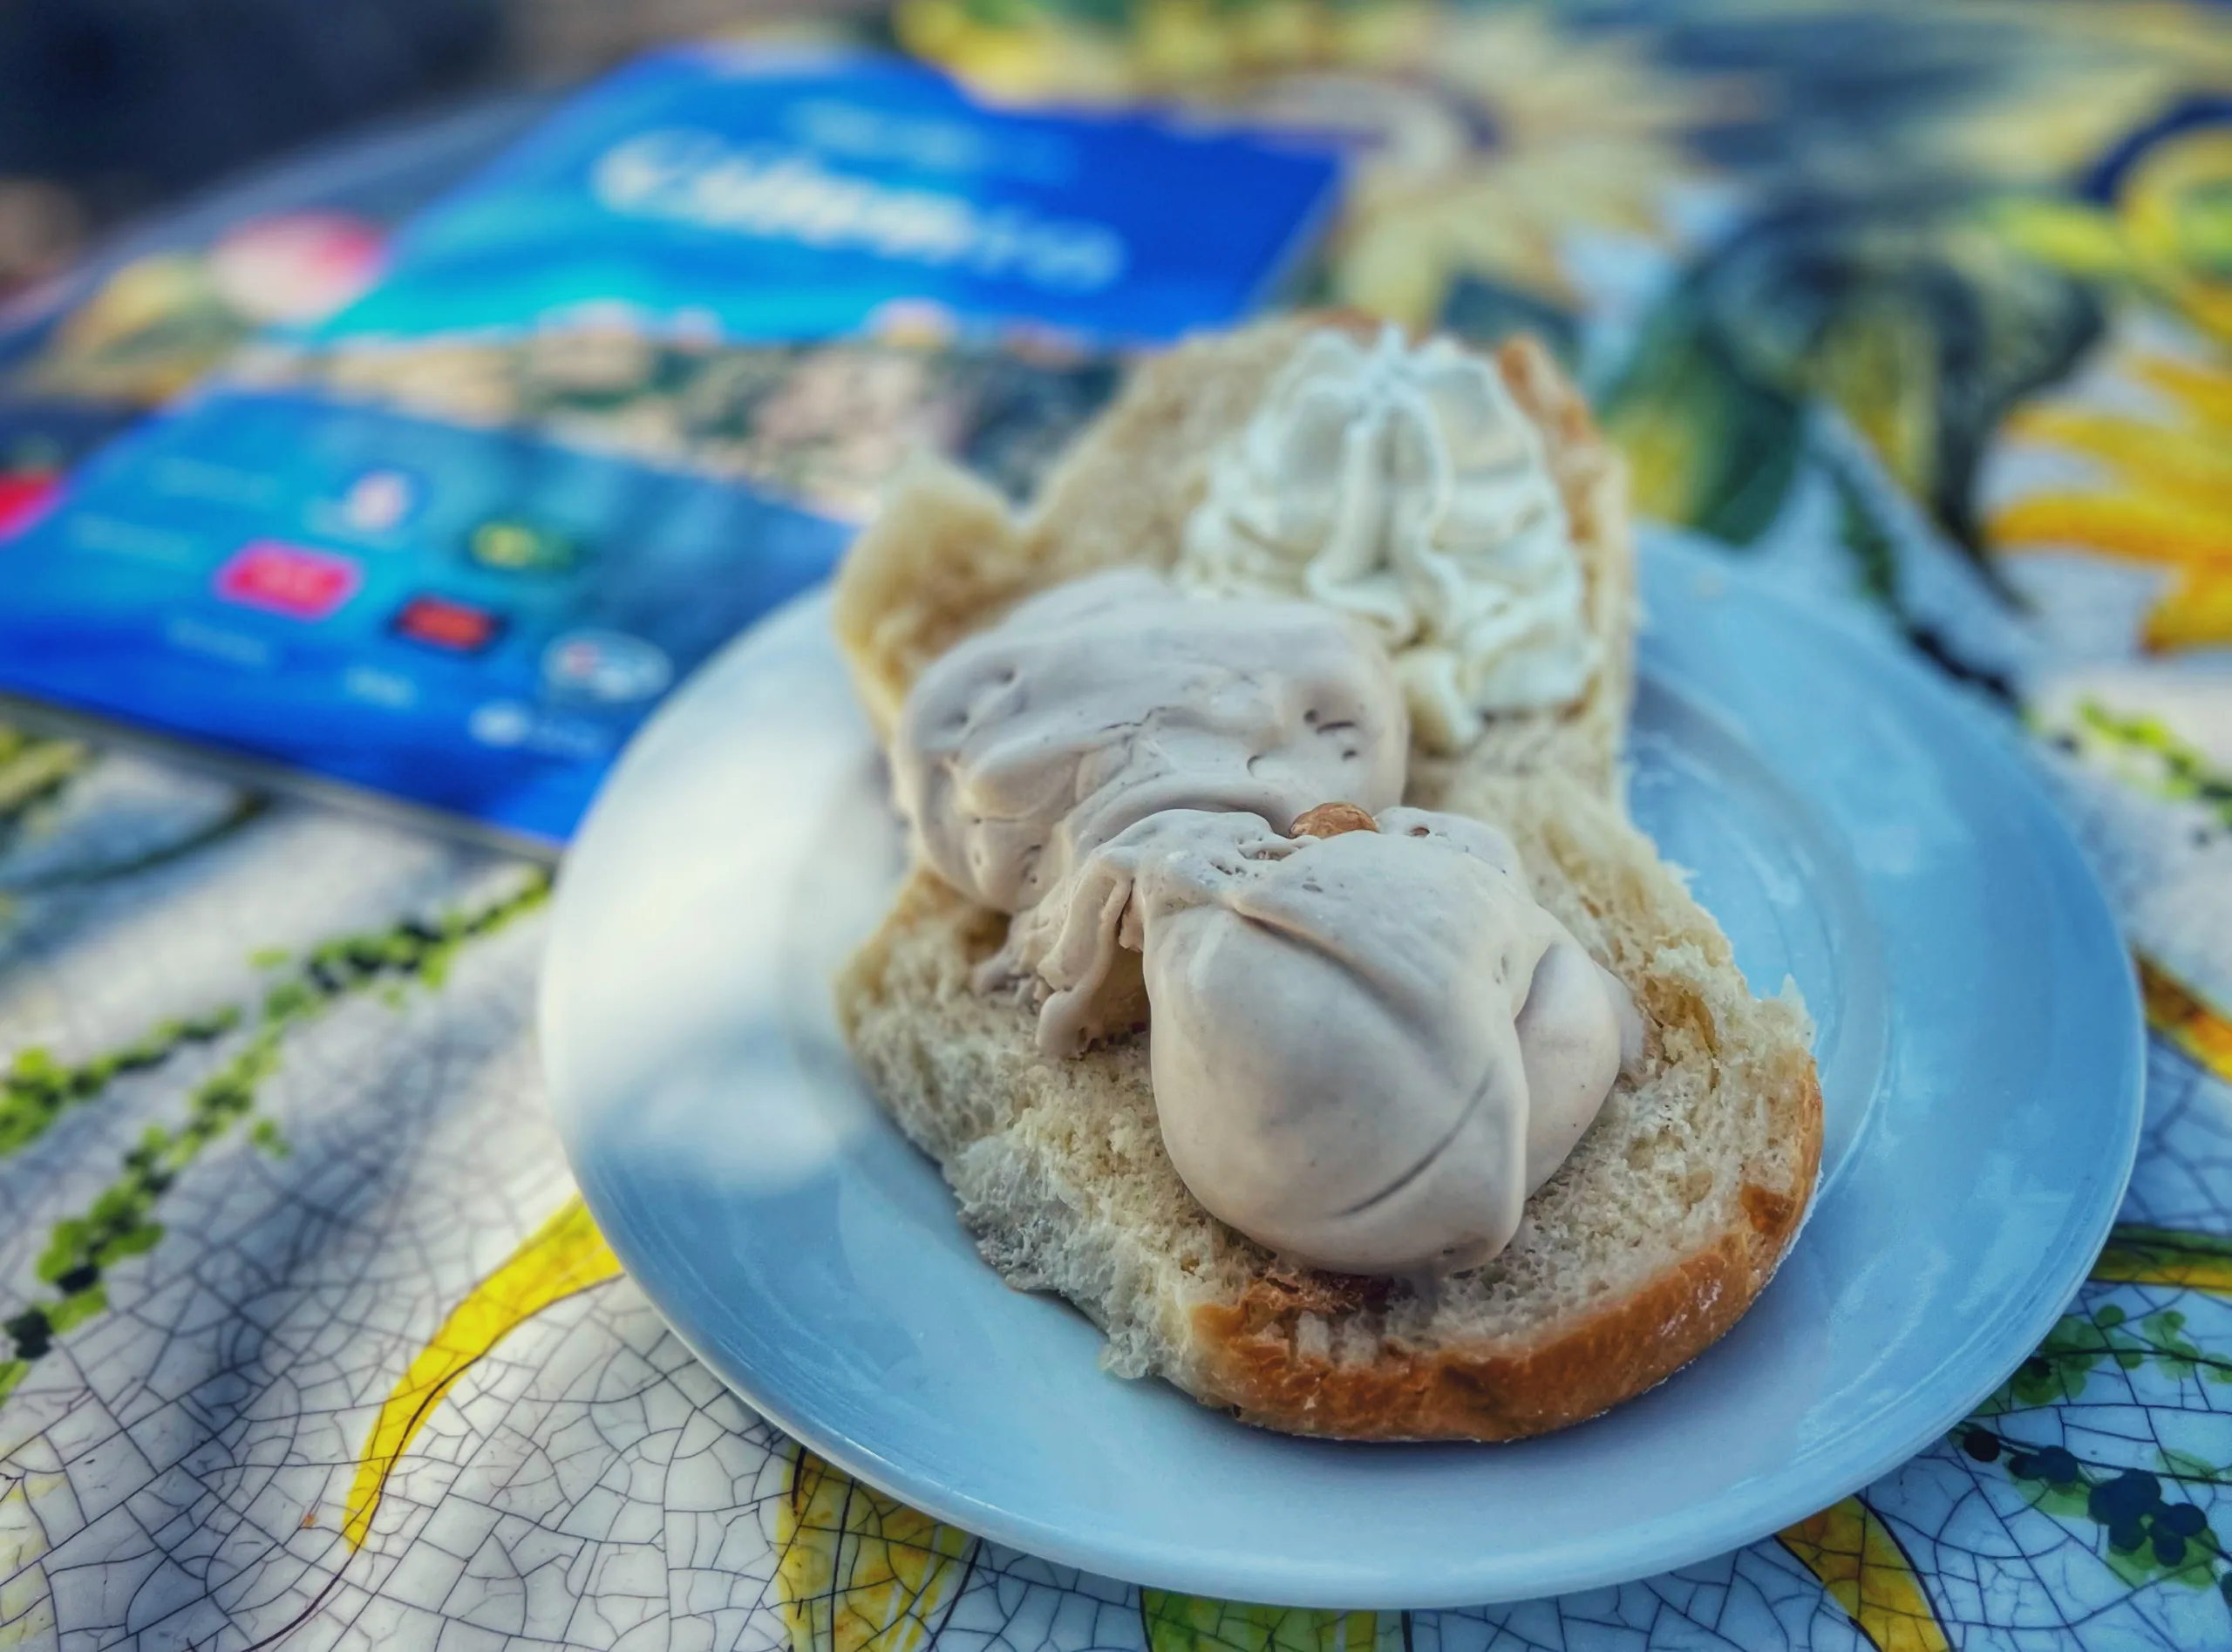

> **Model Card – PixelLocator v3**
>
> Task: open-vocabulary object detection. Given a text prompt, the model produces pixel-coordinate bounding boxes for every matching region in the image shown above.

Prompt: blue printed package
[322,44,1341,347]
[0,47,1344,851]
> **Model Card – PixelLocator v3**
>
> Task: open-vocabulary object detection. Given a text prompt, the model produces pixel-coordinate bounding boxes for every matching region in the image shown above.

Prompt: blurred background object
[0,0,881,302]
[0,0,499,288]
[0,177,85,293]
[505,0,878,78]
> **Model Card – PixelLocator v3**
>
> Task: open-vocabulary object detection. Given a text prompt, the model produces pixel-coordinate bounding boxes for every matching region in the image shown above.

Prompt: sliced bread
[831,320,1817,1439]
[834,765,1820,1439]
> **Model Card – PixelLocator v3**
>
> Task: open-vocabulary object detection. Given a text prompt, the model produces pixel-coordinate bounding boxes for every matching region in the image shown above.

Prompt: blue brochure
[322,44,1339,347]
[0,390,850,845]
[0,46,1341,852]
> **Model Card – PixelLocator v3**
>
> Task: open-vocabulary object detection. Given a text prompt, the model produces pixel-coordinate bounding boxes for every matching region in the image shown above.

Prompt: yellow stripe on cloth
[343,1193,623,1547]
[2092,1224,2232,1294]
[1779,1497,1951,1652]
[2133,354,2232,431]
[2003,407,2232,514]
[1989,493,2232,574]
[2140,955,2232,1083]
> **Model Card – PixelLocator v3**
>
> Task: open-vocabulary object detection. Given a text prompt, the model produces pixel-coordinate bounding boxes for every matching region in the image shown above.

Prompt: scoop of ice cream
[892,568,1408,914]
[1178,324,1596,750]
[1006,806,1642,1277]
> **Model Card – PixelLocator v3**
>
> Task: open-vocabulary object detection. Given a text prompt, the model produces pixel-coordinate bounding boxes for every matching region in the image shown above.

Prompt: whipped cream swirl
[1179,325,1596,750]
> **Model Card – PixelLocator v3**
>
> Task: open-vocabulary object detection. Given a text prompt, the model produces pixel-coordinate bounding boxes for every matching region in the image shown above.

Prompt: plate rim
[543,532,2146,1608]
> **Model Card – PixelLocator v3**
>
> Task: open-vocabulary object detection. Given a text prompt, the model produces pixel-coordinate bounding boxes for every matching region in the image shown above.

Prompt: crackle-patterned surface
[7,3,2232,1647]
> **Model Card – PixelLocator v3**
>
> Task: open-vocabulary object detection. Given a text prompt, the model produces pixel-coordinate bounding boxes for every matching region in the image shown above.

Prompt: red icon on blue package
[392,594,503,654]
[213,541,362,620]
[0,471,62,540]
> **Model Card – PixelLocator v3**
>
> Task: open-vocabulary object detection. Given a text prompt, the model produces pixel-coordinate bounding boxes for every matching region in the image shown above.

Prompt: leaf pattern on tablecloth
[8,4,2232,1648]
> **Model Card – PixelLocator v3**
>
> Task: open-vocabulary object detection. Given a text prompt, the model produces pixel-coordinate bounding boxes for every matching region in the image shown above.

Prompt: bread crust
[1187,1070,1822,1440]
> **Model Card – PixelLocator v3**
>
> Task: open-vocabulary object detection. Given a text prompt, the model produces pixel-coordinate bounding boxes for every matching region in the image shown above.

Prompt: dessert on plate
[831,316,1822,1441]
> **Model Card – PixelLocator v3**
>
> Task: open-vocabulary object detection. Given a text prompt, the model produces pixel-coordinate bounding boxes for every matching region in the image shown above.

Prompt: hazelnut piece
[1292,802,1378,840]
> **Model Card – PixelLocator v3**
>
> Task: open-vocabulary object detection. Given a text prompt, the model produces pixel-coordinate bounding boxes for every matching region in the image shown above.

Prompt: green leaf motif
[1830,464,1900,607]
[0,731,88,826]
[0,870,552,1394]
[2054,707,2232,833]
[0,1009,238,1160]
[1600,285,1807,547]
[46,1286,105,1336]
[1140,1593,1394,1652]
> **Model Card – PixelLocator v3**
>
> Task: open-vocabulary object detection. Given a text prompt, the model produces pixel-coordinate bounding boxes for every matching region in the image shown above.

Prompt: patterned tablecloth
[6,3,2232,1647]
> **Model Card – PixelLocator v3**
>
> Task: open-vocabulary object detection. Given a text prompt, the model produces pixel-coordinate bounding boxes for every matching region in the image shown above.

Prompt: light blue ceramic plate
[541,532,2142,1609]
